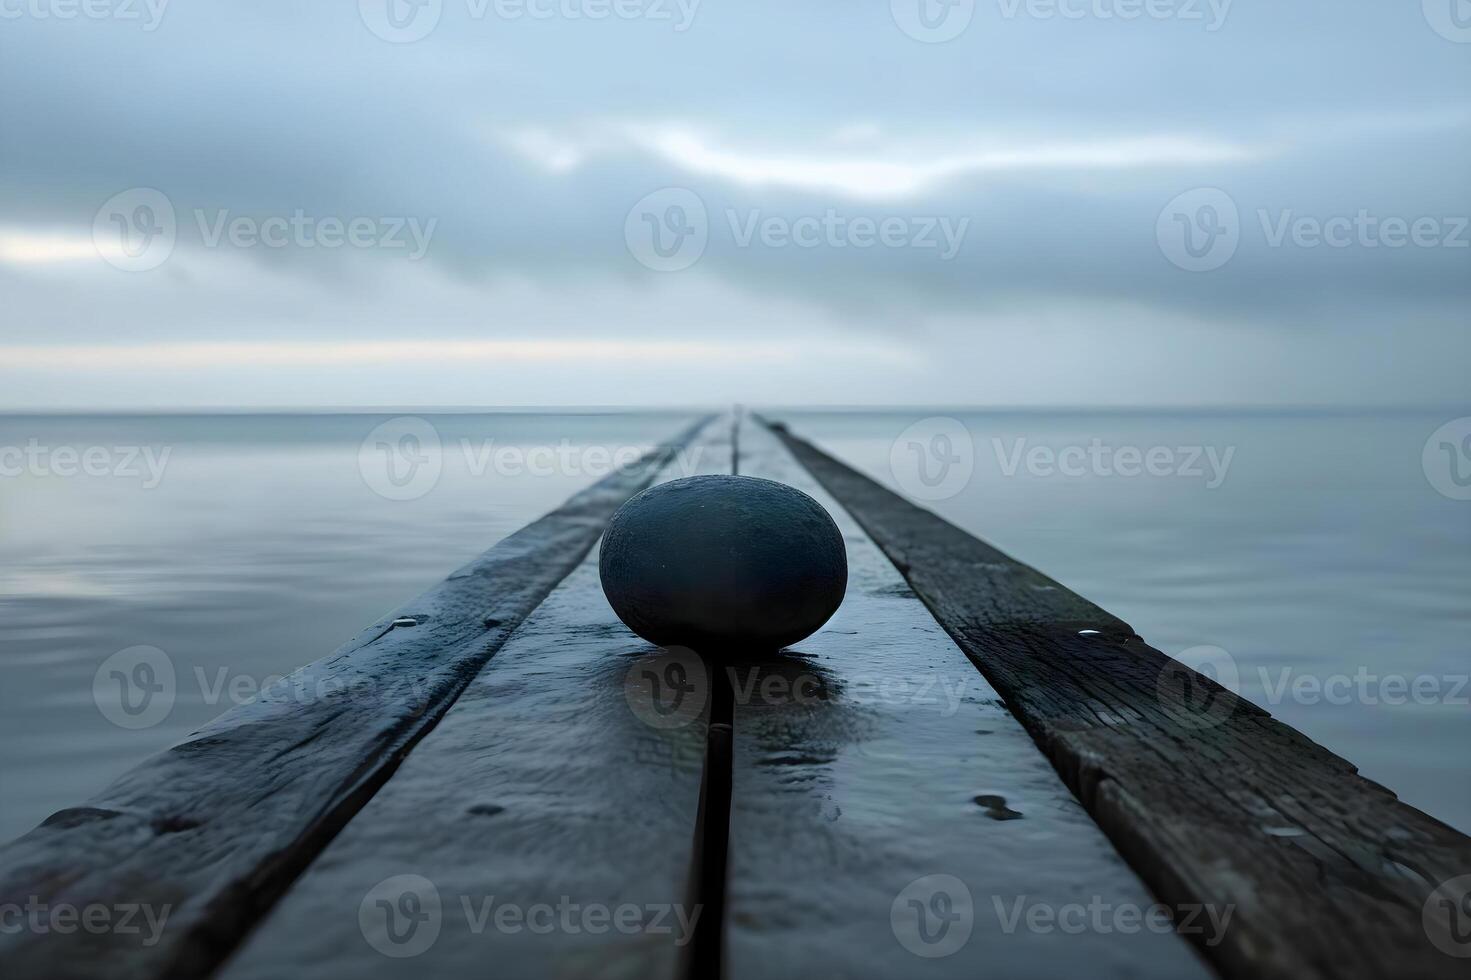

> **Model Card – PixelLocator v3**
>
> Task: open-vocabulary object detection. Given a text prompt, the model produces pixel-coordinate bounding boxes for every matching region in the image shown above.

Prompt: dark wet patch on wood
[466,803,505,817]
[973,794,1025,821]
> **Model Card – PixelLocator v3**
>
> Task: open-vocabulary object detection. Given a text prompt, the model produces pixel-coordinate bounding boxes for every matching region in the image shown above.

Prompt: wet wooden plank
[0,416,712,980]
[723,420,1212,979]
[767,417,1471,980]
[216,420,736,980]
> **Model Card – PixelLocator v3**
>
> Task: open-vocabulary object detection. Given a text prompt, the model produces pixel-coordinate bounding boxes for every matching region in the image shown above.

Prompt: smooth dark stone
[599,475,847,653]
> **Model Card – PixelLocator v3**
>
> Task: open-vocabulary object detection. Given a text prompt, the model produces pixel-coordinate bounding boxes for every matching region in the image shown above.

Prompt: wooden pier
[1,411,1466,980]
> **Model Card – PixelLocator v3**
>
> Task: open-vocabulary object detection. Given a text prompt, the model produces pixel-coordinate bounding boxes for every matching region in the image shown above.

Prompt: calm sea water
[1,410,1467,842]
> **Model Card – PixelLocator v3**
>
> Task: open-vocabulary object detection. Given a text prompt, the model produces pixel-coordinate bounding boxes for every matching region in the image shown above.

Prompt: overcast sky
[1,1,1467,409]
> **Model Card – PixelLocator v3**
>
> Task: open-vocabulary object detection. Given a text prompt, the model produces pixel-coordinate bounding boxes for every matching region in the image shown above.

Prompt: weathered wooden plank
[723,420,1212,979]
[216,420,736,980]
[767,417,1471,980]
[0,416,712,980]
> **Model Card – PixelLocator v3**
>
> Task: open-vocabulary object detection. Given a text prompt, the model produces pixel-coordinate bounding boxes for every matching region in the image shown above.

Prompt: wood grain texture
[216,420,736,980]
[0,416,712,980]
[724,421,1211,979]
[767,417,1471,980]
